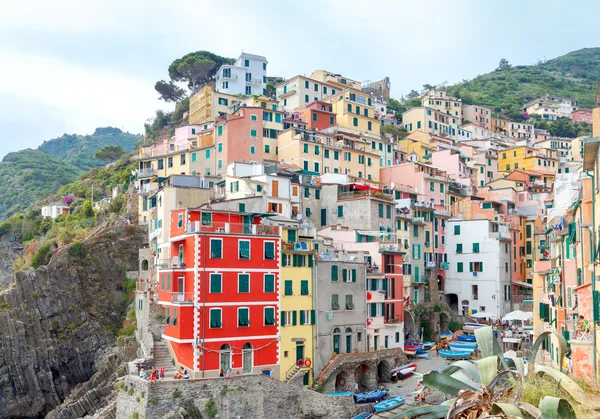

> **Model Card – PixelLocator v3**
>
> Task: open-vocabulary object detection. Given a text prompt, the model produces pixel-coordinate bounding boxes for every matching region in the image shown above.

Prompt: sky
[1,0,599,159]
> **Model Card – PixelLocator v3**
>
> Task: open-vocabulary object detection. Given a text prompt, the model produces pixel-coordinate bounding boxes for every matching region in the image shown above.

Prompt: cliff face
[0,227,144,418]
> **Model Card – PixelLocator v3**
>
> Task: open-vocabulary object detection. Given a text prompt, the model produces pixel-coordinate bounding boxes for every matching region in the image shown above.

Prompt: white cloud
[0,48,163,137]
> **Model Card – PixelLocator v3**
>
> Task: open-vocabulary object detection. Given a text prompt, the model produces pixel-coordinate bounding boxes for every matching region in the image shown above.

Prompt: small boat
[391,363,417,373]
[463,322,485,332]
[353,388,389,403]
[422,341,435,350]
[439,350,472,359]
[327,391,353,397]
[351,413,372,419]
[404,342,424,351]
[440,331,452,338]
[404,349,416,356]
[391,365,417,380]
[448,342,476,350]
[374,396,405,412]
[456,334,477,342]
[448,343,475,353]
[415,351,430,359]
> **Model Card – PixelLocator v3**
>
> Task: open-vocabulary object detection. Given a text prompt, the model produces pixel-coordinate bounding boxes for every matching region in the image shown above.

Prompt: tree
[95,146,125,162]
[176,57,216,91]
[154,80,185,102]
[406,90,420,100]
[422,84,435,93]
[167,51,234,88]
[497,58,512,71]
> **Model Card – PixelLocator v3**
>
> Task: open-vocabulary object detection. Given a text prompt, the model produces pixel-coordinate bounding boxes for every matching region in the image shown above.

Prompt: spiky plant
[391,326,586,419]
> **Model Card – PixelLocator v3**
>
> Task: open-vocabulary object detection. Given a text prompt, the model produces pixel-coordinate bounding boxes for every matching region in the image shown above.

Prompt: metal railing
[171,292,194,304]
[137,168,156,178]
[338,190,394,201]
[186,221,280,236]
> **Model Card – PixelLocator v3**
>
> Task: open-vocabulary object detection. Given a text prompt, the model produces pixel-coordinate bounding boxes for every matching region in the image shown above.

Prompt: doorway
[220,344,231,373]
[177,275,184,295]
[242,215,251,234]
[242,343,253,374]
[374,335,379,350]
[295,344,304,363]
[345,328,352,353]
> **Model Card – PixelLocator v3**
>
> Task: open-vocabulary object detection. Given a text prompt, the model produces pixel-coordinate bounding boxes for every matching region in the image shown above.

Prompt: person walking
[566,347,572,373]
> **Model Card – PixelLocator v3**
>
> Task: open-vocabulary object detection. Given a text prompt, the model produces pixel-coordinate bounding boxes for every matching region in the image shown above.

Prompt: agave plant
[392,326,586,419]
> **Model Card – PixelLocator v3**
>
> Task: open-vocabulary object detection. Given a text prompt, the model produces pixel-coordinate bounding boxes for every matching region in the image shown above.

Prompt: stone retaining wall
[117,374,364,419]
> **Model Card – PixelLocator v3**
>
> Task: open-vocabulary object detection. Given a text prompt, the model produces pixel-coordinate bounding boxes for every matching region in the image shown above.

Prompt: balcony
[137,168,156,178]
[155,258,169,267]
[219,73,238,80]
[379,243,403,254]
[425,261,436,270]
[138,184,154,196]
[149,228,162,241]
[171,292,194,304]
[413,275,428,284]
[338,190,394,201]
[246,78,262,86]
[185,221,280,236]
[411,217,425,224]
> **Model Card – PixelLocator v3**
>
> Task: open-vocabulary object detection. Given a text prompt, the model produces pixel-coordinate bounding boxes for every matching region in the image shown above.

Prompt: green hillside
[38,127,141,171]
[0,127,141,221]
[447,48,600,117]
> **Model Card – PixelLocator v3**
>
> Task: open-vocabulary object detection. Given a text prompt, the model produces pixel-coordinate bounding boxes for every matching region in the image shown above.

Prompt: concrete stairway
[153,341,177,376]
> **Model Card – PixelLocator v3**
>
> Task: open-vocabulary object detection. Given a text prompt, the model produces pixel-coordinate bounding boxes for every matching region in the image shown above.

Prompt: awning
[216,180,226,186]
[351,183,382,192]
[153,177,169,183]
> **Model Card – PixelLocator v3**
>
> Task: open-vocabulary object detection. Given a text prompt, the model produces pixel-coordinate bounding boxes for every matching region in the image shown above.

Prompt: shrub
[123,278,136,293]
[149,397,158,405]
[130,413,139,419]
[128,387,134,396]
[119,324,136,337]
[68,242,88,259]
[205,398,217,418]
[172,390,181,398]
[31,242,54,269]
[67,324,76,330]
[449,319,463,332]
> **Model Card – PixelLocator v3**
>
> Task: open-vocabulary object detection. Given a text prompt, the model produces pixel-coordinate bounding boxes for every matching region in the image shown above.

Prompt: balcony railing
[137,168,156,178]
[186,221,280,236]
[138,184,153,196]
[171,292,194,304]
[338,190,394,201]
[425,261,436,270]
[413,275,428,283]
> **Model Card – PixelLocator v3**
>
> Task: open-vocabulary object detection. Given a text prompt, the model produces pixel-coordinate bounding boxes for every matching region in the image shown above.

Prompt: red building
[158,209,281,378]
[571,109,592,124]
[300,101,337,131]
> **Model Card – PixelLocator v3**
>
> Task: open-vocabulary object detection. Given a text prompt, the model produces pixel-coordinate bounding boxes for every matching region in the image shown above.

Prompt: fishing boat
[390,365,417,380]
[351,413,372,419]
[415,350,430,359]
[456,334,477,342]
[374,396,405,412]
[327,391,353,397]
[440,331,452,339]
[404,342,424,351]
[353,388,389,403]
[448,342,476,352]
[404,349,416,356]
[463,322,485,332]
[439,350,472,359]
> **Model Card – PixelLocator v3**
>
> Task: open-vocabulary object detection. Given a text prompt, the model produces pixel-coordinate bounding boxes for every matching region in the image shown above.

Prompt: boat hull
[456,334,477,342]
[439,350,472,359]
[374,396,405,412]
[448,343,476,352]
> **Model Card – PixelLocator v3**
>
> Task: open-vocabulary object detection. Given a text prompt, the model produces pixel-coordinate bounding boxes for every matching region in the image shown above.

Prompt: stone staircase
[153,341,178,376]
[284,365,300,383]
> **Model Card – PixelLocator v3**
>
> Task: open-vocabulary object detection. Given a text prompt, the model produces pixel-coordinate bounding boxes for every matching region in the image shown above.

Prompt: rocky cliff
[0,226,144,418]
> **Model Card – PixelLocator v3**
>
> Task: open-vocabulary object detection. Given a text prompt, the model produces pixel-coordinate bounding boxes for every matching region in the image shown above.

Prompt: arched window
[333,328,341,355]
[141,260,149,271]
[220,344,231,373]
[242,343,252,373]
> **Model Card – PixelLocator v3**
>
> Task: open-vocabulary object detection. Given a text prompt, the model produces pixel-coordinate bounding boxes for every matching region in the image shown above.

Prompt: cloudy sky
[1,0,598,158]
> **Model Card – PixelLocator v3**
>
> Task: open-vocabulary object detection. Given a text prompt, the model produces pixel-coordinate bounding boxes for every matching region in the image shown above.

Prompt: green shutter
[473,243,480,253]
[454,225,460,235]
[469,262,474,272]
[282,255,287,267]
[457,262,463,273]
[210,240,222,258]
[338,206,344,217]
[239,240,250,259]
[331,265,339,281]
[308,254,313,267]
[210,274,222,293]
[300,310,305,325]
[292,310,297,326]
[210,310,222,328]
[300,280,309,295]
[265,307,275,325]
[370,303,377,317]
[238,308,249,326]
[351,269,357,282]
[382,278,388,290]
[264,274,275,293]
[265,242,275,259]
[239,274,250,293]
[281,311,286,326]
[342,268,347,282]
[284,280,293,295]
[310,310,316,324]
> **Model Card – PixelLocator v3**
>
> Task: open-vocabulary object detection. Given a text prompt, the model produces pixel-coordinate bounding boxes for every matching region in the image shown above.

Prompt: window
[473,243,480,253]
[440,183,444,193]
[168,157,173,168]
[251,114,258,121]
[217,142,223,152]
[210,239,222,258]
[264,307,275,326]
[430,182,435,192]
[304,80,309,89]
[314,145,320,155]
[264,274,275,293]
[264,144,270,153]
[368,121,372,130]
[454,225,460,235]
[378,203,384,217]
[331,265,339,281]
[386,205,391,219]
[236,274,250,293]
[244,59,249,67]
[469,262,484,272]
[209,273,222,293]
[331,294,340,310]
[456,243,463,253]
[315,189,321,199]
[337,205,343,217]
[287,229,296,243]
[457,262,463,273]
[239,240,250,259]
[180,154,186,165]
[334,151,339,160]
[191,152,197,162]
[353,117,358,127]
[263,241,275,260]
[346,294,354,310]
[201,212,212,226]
[314,162,319,172]
[238,308,249,327]
[300,280,309,295]
[284,280,293,296]
[177,213,183,228]
[304,94,309,102]
[413,225,418,237]
[217,125,223,136]
[210,309,222,328]
[472,285,479,300]
[329,116,334,124]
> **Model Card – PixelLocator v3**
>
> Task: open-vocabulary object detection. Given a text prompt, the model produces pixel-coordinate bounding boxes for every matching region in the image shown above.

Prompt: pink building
[463,105,492,130]
[534,129,550,143]
[214,107,265,175]
[174,124,213,142]
[431,149,470,188]
[380,162,448,207]
[571,109,592,124]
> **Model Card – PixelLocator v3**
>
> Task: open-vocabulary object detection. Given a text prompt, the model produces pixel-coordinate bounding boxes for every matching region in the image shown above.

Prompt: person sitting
[174,366,184,379]
[183,370,189,380]
[139,368,147,379]
[159,366,165,379]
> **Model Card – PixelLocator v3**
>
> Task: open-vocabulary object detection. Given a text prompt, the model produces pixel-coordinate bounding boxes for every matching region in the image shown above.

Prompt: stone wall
[117,374,364,419]
[135,294,163,359]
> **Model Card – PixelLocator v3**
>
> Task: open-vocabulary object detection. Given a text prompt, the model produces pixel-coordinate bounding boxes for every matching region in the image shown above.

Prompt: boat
[353,388,389,403]
[404,349,416,356]
[439,350,472,359]
[391,365,417,380]
[448,342,476,351]
[351,413,372,419]
[327,391,353,397]
[463,322,485,332]
[440,331,452,338]
[404,342,424,351]
[456,334,477,342]
[415,350,430,359]
[392,363,417,373]
[374,396,406,412]
[422,341,435,350]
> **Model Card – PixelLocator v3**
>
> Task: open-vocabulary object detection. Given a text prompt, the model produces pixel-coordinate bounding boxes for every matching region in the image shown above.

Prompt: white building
[445,219,512,318]
[215,52,267,96]
[41,203,70,219]
[276,75,339,111]
[521,96,578,121]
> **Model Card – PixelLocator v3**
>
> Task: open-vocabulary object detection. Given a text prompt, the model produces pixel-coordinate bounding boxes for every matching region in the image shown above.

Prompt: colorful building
[498,145,559,174]
[402,107,459,140]
[158,209,281,378]
[421,89,463,120]
[215,52,268,96]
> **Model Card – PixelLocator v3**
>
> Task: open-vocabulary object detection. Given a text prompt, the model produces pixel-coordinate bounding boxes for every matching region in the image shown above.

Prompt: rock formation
[0,227,144,418]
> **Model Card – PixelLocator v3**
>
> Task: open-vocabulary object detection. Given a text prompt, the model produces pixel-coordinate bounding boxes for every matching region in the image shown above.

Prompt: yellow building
[279,226,316,385]
[571,136,586,162]
[397,133,438,164]
[309,70,362,90]
[189,85,242,125]
[421,89,462,120]
[277,128,381,181]
[324,89,381,136]
[402,107,459,140]
[498,146,559,174]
